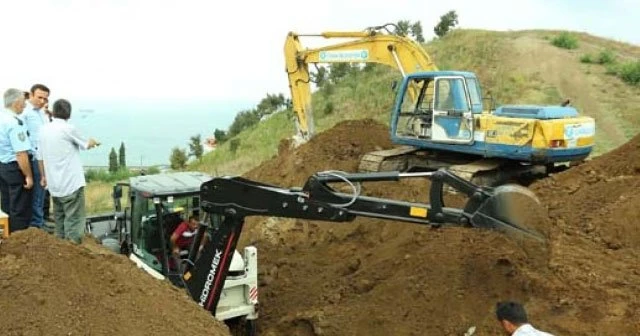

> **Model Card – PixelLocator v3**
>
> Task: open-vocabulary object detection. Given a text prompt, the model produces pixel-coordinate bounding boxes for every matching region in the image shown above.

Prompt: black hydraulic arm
[181,169,502,316]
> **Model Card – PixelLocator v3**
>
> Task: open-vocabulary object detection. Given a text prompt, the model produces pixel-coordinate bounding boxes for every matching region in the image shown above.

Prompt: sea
[65,98,255,168]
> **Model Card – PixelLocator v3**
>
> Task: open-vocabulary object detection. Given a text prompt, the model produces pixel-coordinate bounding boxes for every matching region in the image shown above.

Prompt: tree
[434,10,458,38]
[328,63,356,83]
[214,128,227,144]
[410,21,425,42]
[108,147,118,173]
[169,147,188,170]
[257,93,286,117]
[311,66,328,88]
[228,108,260,137]
[118,142,126,168]
[189,134,204,160]
[395,20,411,36]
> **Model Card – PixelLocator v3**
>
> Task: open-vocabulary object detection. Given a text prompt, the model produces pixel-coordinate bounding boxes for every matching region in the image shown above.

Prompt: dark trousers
[44,189,51,219]
[0,162,34,233]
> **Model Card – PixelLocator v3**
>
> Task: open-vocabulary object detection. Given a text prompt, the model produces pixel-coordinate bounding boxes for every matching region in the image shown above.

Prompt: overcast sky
[1,0,638,103]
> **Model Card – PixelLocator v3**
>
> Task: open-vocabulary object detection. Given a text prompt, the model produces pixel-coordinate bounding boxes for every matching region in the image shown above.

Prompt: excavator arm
[182,168,544,316]
[285,23,438,141]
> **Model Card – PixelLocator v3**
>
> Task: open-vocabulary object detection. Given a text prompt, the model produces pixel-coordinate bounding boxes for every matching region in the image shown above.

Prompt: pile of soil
[0,229,230,336]
[236,119,640,335]
[2,118,637,335]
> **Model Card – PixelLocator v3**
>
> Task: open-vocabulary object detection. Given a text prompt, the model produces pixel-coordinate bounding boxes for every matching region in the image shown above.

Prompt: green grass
[85,167,160,183]
[189,110,296,176]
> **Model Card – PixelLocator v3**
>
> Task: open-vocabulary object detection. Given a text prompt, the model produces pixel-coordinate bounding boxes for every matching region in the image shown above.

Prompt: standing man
[496,301,555,336]
[0,88,34,233]
[42,97,52,223]
[39,98,99,244]
[22,84,50,229]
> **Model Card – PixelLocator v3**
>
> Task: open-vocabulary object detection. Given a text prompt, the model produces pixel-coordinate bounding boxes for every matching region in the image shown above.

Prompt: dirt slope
[505,33,640,153]
[0,229,231,336]
[237,119,640,336]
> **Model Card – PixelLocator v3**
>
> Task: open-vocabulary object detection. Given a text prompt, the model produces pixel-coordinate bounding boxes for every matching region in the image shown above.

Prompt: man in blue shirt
[0,88,35,233]
[22,84,50,229]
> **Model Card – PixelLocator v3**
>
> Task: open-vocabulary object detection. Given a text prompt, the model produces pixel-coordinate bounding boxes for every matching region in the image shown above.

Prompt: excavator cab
[393,71,481,145]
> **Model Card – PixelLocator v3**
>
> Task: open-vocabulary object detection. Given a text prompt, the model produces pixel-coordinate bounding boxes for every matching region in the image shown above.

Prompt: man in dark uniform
[0,88,35,233]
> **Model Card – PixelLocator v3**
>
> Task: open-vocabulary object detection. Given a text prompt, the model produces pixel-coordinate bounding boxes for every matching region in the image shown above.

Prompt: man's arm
[38,160,46,187]
[67,124,99,150]
[170,232,179,254]
[170,223,187,255]
[16,151,33,189]
[9,124,34,189]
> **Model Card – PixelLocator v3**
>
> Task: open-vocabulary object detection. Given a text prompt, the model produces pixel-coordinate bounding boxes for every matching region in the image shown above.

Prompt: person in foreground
[496,301,555,336]
[39,99,99,244]
[0,88,34,233]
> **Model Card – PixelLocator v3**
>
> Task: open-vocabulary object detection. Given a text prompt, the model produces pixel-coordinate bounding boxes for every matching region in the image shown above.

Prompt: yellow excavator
[284,24,595,186]
[285,23,436,142]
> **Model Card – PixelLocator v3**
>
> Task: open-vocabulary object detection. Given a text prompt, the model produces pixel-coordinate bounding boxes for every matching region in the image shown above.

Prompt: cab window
[435,77,470,112]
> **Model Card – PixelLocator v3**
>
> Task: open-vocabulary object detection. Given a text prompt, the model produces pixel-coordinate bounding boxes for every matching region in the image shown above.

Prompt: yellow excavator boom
[284,24,438,142]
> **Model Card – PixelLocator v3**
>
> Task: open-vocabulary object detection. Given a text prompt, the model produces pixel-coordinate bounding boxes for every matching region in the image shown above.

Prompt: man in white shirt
[38,98,99,244]
[496,301,555,336]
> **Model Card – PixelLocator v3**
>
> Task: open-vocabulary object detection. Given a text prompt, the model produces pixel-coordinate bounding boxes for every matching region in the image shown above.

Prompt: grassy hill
[188,29,640,177]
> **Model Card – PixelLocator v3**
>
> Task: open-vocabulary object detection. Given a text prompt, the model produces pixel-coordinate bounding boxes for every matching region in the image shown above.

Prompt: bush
[229,139,241,154]
[605,63,619,75]
[580,54,593,63]
[597,50,616,64]
[581,50,615,65]
[617,60,640,85]
[85,168,135,183]
[323,101,335,115]
[604,60,640,86]
[551,33,579,49]
[145,166,161,175]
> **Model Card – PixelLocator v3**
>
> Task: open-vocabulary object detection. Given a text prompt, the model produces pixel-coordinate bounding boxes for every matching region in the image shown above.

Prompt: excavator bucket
[470,183,549,242]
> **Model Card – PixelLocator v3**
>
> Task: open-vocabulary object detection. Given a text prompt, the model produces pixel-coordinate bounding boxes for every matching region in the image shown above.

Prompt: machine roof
[408,70,477,78]
[129,171,212,197]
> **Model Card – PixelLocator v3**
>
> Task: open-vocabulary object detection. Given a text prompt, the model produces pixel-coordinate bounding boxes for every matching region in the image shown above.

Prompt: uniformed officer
[0,88,35,233]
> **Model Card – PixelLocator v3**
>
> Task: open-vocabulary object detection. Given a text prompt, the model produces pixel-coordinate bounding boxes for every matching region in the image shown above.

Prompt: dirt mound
[579,133,640,177]
[246,118,395,187]
[531,133,640,250]
[236,119,640,335]
[0,229,230,336]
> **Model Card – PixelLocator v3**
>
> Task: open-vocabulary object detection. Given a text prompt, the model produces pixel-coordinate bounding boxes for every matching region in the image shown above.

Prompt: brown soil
[0,229,230,336]
[236,119,640,336]
[2,119,639,336]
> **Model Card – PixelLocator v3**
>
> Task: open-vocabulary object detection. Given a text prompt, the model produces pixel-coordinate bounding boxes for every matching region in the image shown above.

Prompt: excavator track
[358,146,549,187]
[358,146,418,172]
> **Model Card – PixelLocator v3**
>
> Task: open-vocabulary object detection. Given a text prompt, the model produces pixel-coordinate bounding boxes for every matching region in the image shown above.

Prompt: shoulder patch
[18,131,26,142]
